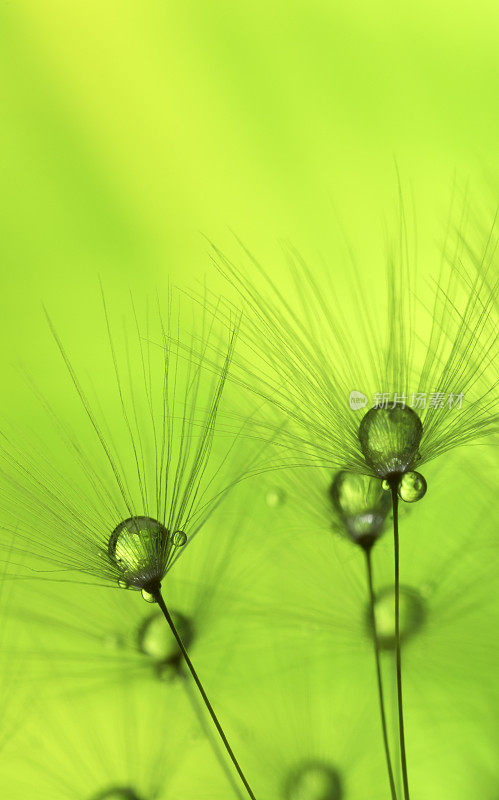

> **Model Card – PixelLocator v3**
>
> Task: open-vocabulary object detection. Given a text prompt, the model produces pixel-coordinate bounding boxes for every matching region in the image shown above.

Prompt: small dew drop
[382,479,390,491]
[284,762,343,800]
[398,471,427,503]
[141,589,156,603]
[266,487,286,508]
[172,530,187,548]
[117,579,128,590]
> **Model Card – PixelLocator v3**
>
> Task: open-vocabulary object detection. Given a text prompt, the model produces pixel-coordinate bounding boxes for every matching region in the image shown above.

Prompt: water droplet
[117,578,128,590]
[330,471,391,548]
[266,487,286,508]
[358,404,423,478]
[141,588,156,603]
[284,762,343,800]
[90,788,143,800]
[370,585,426,651]
[108,516,168,589]
[137,608,193,678]
[398,471,427,503]
[172,530,187,548]
[382,479,390,491]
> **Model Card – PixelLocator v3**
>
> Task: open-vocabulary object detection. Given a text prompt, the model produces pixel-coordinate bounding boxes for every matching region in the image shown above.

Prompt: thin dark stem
[391,484,411,800]
[152,586,257,800]
[364,548,398,800]
[181,679,245,799]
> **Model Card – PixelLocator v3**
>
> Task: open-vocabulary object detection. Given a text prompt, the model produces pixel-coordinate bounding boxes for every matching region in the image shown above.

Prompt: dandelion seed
[203,208,497,800]
[264,465,398,797]
[0,292,260,800]
[330,471,391,550]
[266,454,499,798]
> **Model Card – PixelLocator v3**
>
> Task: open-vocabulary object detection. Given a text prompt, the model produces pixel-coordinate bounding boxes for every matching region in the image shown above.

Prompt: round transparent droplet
[398,471,427,503]
[90,787,143,800]
[358,404,423,478]
[330,471,391,548]
[172,530,187,548]
[117,578,128,590]
[382,479,390,491]
[284,762,343,800]
[266,487,286,508]
[137,608,193,677]
[141,588,156,603]
[108,516,168,589]
[371,585,426,651]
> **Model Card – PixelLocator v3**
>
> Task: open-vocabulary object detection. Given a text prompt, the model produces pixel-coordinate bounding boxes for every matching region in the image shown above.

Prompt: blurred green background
[0,2,498,799]
[1,0,498,400]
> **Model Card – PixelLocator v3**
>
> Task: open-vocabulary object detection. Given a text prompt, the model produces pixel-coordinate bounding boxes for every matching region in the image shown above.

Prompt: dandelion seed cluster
[0,204,497,800]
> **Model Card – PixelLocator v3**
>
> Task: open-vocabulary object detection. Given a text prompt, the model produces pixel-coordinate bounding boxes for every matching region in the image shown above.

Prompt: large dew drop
[284,762,343,800]
[358,404,423,478]
[137,608,193,679]
[108,516,168,590]
[90,788,143,800]
[398,471,427,503]
[370,585,426,651]
[330,471,391,549]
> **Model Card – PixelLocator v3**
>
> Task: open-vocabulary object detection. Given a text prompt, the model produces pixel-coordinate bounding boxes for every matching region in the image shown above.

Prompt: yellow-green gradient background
[0,2,498,799]
[1,1,498,400]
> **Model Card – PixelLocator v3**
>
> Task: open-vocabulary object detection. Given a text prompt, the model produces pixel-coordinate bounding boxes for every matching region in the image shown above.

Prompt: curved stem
[152,586,257,800]
[390,484,411,800]
[364,549,398,800]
